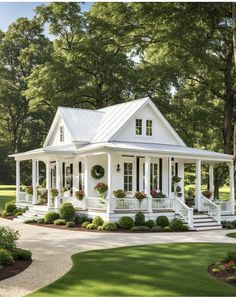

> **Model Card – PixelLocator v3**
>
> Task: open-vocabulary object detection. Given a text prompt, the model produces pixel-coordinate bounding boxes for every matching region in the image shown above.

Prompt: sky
[0,2,93,32]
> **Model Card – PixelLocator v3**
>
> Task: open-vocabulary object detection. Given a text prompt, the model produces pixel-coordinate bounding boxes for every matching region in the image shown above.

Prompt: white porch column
[56,160,62,197]
[32,160,37,204]
[107,152,114,214]
[209,163,214,193]
[16,160,20,203]
[178,161,185,201]
[73,160,79,196]
[195,160,201,211]
[144,156,152,213]
[36,161,40,186]
[168,157,172,197]
[83,157,88,197]
[230,161,235,214]
[46,161,52,208]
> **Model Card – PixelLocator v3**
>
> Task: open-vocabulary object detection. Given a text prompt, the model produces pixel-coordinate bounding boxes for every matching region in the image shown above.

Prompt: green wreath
[91,165,105,179]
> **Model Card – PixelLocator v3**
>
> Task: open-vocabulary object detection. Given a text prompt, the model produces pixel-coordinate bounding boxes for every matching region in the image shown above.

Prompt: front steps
[13,205,51,222]
[192,214,222,231]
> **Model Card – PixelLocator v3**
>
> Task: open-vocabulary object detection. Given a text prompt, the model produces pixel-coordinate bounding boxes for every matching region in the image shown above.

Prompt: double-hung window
[146,120,152,136]
[135,119,142,135]
[60,125,64,142]
[124,163,133,192]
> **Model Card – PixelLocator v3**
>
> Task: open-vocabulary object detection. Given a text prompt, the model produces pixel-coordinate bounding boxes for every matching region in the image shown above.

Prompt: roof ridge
[98,97,149,111]
[58,106,104,113]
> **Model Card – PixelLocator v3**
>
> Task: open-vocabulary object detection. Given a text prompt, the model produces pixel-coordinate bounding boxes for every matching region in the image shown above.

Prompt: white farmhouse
[10,97,235,230]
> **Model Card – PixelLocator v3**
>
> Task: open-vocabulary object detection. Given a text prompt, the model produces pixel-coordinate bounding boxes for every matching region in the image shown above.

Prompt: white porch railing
[175,197,193,228]
[85,197,107,210]
[114,197,148,211]
[18,192,32,203]
[219,201,231,214]
[152,198,174,210]
[201,195,221,224]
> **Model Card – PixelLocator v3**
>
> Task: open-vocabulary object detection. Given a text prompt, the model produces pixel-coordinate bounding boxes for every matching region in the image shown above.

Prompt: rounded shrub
[0,226,19,251]
[102,222,117,231]
[60,203,75,222]
[97,226,103,231]
[5,201,17,214]
[44,212,60,224]
[231,220,236,228]
[82,221,90,228]
[15,212,22,217]
[92,216,104,228]
[66,221,75,228]
[163,226,171,232]
[12,248,32,261]
[54,219,66,225]
[131,226,150,232]
[225,222,234,229]
[1,210,11,217]
[0,248,14,266]
[151,226,162,232]
[170,219,188,231]
[135,212,145,226]
[76,213,90,225]
[145,219,155,228]
[118,216,135,229]
[156,216,169,227]
[86,223,97,230]
[37,218,45,224]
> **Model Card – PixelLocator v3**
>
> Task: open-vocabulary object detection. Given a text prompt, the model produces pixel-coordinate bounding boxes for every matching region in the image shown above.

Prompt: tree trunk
[232,3,236,67]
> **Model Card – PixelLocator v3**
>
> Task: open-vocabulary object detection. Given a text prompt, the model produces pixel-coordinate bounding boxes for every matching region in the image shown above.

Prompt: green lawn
[29,243,236,296]
[0,185,15,210]
[226,233,236,238]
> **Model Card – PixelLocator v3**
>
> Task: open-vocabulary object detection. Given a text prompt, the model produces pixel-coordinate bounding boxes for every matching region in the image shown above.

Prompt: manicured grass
[29,243,236,296]
[226,233,236,239]
[0,185,15,210]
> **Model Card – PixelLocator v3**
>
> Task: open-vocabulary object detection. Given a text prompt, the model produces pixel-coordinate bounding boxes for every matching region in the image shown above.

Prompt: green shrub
[82,221,90,228]
[1,210,11,217]
[226,276,236,284]
[86,223,97,230]
[0,248,14,266]
[118,216,135,229]
[231,220,236,228]
[44,212,60,224]
[13,208,21,215]
[163,226,171,232]
[102,222,117,231]
[76,213,90,225]
[211,268,220,273]
[170,219,188,231]
[0,226,19,251]
[221,220,228,228]
[151,226,162,232]
[224,251,236,262]
[15,212,22,217]
[135,212,145,226]
[92,216,104,227]
[60,203,75,222]
[37,218,45,224]
[225,222,234,229]
[145,219,155,228]
[66,221,75,228]
[54,219,66,225]
[12,248,32,261]
[5,201,16,214]
[24,219,37,224]
[97,226,103,231]
[131,226,150,232]
[156,216,169,227]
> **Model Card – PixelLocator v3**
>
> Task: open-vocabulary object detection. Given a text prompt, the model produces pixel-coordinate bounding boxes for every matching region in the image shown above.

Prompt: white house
[10,97,235,230]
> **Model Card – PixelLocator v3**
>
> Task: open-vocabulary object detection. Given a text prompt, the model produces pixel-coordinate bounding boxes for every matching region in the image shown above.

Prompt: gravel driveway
[0,218,235,297]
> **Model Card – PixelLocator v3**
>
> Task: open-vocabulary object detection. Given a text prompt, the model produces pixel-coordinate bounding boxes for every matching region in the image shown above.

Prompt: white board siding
[48,118,72,146]
[112,104,181,145]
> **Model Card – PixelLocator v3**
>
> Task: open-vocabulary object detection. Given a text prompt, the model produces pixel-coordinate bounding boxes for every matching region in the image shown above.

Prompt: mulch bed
[0,259,32,281]
[208,264,236,286]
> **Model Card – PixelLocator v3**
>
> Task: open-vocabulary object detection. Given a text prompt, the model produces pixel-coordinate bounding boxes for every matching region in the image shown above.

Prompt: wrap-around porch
[14,149,235,228]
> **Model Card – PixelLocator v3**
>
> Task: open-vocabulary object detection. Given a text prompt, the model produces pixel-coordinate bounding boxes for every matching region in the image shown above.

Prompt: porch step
[13,205,50,222]
[194,225,222,231]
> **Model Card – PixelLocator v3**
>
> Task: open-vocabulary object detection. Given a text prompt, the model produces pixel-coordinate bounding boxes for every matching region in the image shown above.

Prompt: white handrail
[201,195,221,224]
[175,198,193,228]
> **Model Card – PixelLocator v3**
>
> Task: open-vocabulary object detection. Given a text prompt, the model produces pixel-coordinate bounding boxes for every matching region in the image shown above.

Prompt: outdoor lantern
[117,164,121,172]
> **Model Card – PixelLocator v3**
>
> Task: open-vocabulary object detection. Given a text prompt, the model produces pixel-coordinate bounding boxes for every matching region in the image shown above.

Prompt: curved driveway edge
[0,218,235,297]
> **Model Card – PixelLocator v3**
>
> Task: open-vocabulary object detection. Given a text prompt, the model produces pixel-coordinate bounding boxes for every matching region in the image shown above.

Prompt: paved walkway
[0,219,235,297]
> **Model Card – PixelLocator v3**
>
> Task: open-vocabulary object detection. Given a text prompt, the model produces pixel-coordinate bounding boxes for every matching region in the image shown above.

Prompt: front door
[65,163,73,196]
[139,158,159,193]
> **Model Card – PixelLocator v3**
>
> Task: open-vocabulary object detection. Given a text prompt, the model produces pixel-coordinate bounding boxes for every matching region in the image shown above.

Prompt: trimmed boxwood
[145,219,155,228]
[82,221,90,228]
[86,223,97,230]
[102,222,117,231]
[135,212,145,226]
[151,225,162,232]
[118,216,135,229]
[170,219,188,231]
[131,226,150,232]
[92,216,104,227]
[12,248,32,261]
[60,203,75,222]
[0,248,14,266]
[44,212,60,224]
[156,216,169,227]
[5,201,17,214]
[66,221,75,228]
[54,219,66,225]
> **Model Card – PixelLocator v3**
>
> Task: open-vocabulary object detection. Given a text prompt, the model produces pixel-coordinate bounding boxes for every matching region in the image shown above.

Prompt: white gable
[47,116,73,146]
[111,100,185,146]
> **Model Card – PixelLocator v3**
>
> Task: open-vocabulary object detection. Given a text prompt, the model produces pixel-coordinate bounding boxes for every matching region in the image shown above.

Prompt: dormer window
[146,120,152,136]
[60,125,64,142]
[136,119,142,135]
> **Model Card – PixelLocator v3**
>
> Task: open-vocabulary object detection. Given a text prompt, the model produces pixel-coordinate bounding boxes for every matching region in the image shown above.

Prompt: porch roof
[76,141,234,161]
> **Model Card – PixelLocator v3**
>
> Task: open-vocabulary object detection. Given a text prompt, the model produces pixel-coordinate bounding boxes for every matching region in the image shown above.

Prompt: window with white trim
[146,120,152,136]
[60,125,64,142]
[135,119,142,135]
[124,163,133,192]
[78,161,84,191]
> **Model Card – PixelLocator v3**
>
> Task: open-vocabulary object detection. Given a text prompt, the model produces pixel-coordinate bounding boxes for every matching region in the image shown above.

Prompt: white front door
[139,158,159,193]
